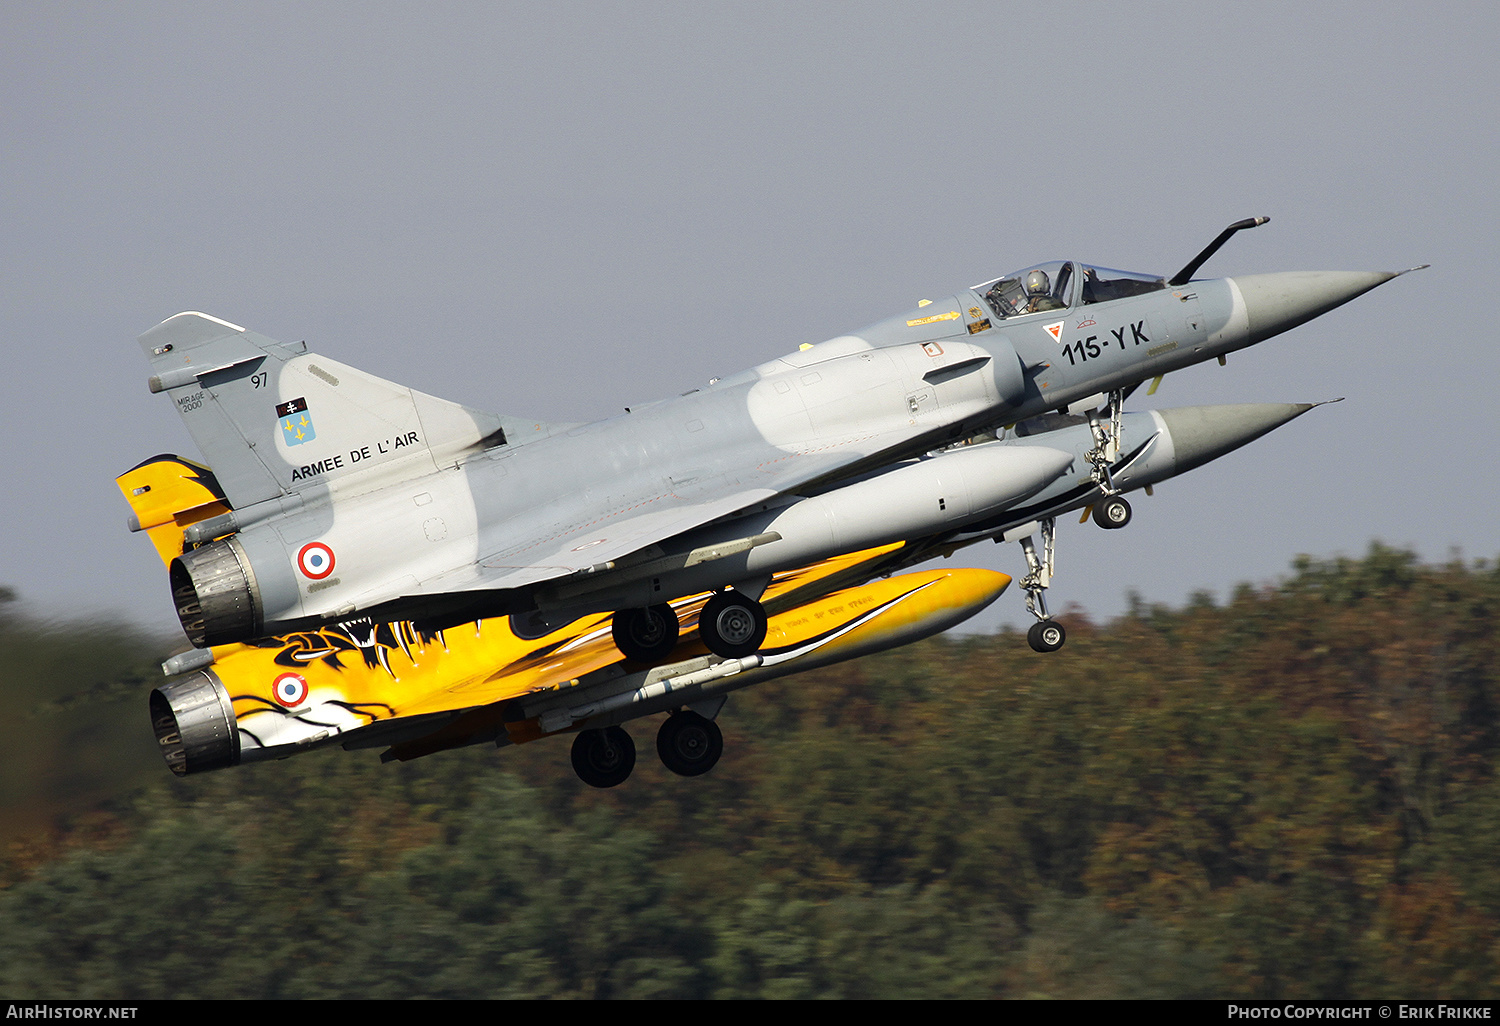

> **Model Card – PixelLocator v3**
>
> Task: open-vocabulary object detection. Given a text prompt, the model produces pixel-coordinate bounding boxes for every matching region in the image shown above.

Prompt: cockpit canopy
[973,262,1166,320]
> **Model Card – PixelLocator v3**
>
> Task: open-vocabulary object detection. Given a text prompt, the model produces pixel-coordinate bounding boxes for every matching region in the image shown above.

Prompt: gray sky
[3,2,1495,638]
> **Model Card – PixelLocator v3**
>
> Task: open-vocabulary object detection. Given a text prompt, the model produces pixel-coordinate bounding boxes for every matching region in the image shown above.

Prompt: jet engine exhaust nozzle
[150,670,240,776]
[169,535,262,647]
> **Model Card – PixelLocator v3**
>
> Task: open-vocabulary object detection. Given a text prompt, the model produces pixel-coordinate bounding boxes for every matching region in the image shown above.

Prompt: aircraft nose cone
[1231,271,1399,343]
[1158,403,1319,475]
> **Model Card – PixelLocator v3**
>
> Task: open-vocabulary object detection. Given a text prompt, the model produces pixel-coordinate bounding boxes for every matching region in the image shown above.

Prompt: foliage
[1,543,1498,997]
[0,594,162,863]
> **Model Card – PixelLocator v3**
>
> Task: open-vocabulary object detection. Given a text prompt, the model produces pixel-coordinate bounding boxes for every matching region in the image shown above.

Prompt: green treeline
[1,544,1498,998]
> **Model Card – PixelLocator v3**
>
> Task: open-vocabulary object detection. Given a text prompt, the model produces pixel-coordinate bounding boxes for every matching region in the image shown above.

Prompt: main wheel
[571,726,636,788]
[698,591,767,658]
[1027,619,1066,653]
[656,711,724,777]
[611,604,680,661]
[1092,495,1132,530]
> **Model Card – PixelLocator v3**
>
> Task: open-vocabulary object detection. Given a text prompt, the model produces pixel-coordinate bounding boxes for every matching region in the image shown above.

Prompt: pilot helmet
[1025,269,1051,297]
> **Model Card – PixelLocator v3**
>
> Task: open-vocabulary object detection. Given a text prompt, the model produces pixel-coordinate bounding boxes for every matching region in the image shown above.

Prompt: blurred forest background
[1,544,1497,999]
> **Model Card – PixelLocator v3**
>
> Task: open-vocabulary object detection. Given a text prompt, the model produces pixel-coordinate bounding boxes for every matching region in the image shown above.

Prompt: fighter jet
[129,399,1324,786]
[133,218,1415,666]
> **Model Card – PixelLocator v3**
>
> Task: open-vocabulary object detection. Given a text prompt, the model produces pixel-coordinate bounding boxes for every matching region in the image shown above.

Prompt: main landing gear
[571,725,636,788]
[612,604,680,661]
[697,590,767,658]
[611,589,769,662]
[570,710,726,787]
[656,710,723,777]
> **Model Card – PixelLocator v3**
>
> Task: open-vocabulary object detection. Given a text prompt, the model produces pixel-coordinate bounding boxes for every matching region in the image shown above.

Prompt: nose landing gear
[1084,390,1133,531]
[1092,494,1132,529]
[1017,517,1067,652]
[1026,619,1066,653]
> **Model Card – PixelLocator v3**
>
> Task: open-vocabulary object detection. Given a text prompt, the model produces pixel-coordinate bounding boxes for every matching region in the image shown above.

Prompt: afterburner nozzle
[150,670,240,776]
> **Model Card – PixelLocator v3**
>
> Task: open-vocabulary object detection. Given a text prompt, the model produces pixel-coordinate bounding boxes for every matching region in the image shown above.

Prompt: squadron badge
[277,397,316,446]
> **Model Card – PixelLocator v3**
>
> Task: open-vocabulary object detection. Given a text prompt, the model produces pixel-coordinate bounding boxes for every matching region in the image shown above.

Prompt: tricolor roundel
[272,672,309,708]
[297,542,336,580]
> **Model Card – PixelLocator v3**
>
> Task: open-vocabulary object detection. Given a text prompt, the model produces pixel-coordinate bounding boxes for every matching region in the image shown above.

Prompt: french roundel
[297,542,336,580]
[273,672,309,708]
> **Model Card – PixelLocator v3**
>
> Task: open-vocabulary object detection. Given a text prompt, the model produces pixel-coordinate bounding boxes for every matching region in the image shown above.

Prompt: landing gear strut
[656,710,723,777]
[571,726,636,788]
[698,590,767,658]
[1085,390,1132,530]
[612,604,680,662]
[1018,517,1066,653]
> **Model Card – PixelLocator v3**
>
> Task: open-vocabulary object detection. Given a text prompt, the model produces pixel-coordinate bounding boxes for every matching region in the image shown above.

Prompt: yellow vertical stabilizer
[115,456,232,566]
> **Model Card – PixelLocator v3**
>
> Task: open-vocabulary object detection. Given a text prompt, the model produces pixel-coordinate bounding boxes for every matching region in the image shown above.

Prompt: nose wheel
[1084,390,1137,532]
[571,726,636,788]
[612,604,680,662]
[1092,494,1132,529]
[698,590,767,658]
[656,711,724,777]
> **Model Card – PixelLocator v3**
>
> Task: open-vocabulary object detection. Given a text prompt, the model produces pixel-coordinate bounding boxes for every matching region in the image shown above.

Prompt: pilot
[1025,269,1064,313]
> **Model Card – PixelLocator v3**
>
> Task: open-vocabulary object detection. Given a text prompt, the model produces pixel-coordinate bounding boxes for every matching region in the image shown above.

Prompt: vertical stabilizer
[138,313,531,508]
[116,454,230,566]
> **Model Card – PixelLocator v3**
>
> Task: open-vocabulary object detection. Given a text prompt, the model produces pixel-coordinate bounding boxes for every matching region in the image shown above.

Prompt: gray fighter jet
[133,219,1415,658]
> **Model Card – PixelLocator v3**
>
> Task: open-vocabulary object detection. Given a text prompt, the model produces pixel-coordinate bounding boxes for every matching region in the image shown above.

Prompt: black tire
[571,726,636,788]
[1092,495,1132,529]
[611,604,680,661]
[656,711,724,777]
[698,591,767,658]
[1027,619,1066,653]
